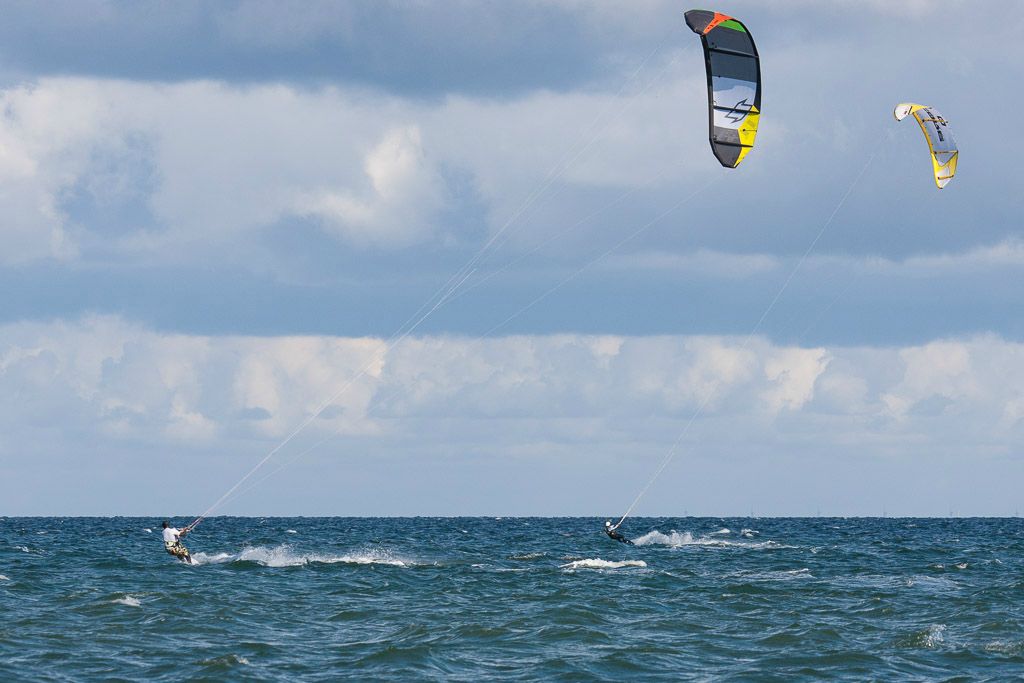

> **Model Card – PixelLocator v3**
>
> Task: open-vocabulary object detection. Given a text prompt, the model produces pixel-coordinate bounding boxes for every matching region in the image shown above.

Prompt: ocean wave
[509,552,545,561]
[199,654,250,667]
[0,574,9,581]
[898,624,946,649]
[631,530,789,550]
[731,568,813,582]
[905,575,960,591]
[112,595,142,607]
[191,545,412,568]
[561,558,647,570]
[984,639,1024,655]
[473,564,528,572]
[930,562,970,572]
[711,528,731,536]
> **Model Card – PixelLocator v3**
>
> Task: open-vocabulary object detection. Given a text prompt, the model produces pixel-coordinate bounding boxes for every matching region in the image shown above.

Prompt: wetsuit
[605,526,634,545]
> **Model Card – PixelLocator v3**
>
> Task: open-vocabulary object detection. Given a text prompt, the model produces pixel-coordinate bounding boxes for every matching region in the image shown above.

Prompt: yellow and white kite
[894,103,959,189]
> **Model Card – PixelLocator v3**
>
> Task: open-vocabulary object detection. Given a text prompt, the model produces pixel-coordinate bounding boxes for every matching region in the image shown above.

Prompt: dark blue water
[2,517,1023,680]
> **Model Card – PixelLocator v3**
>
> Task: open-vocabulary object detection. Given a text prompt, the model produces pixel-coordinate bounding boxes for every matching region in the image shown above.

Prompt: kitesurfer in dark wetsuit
[604,520,634,545]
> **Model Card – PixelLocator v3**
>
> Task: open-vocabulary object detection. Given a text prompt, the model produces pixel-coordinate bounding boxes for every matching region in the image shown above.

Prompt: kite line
[188,29,687,528]
[613,139,883,529]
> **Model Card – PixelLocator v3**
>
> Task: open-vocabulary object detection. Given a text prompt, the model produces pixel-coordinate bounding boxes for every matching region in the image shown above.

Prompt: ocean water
[2,517,1023,681]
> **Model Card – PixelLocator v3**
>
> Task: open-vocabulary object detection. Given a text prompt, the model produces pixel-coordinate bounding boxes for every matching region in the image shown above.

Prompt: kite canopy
[894,103,958,189]
[684,9,761,168]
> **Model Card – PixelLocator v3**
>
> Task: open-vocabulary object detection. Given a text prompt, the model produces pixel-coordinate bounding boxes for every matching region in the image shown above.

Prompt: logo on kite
[724,99,751,124]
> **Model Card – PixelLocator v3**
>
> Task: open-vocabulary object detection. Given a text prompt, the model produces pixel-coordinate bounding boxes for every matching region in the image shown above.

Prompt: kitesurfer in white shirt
[162,521,193,564]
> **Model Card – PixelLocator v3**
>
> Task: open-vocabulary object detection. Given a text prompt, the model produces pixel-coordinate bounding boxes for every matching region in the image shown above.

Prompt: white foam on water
[471,563,528,573]
[191,545,413,568]
[711,528,731,536]
[190,551,234,566]
[908,575,960,590]
[321,551,410,567]
[741,528,758,538]
[923,624,946,648]
[0,574,9,581]
[112,595,142,607]
[201,654,250,666]
[737,568,813,582]
[632,530,695,546]
[285,529,297,534]
[984,639,1024,655]
[632,530,790,550]
[510,552,545,561]
[955,562,968,570]
[897,623,948,649]
[780,568,812,578]
[241,546,309,567]
[142,528,152,533]
[561,558,647,570]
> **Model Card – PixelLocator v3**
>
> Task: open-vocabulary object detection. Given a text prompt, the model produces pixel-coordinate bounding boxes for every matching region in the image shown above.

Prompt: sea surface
[2,517,1023,681]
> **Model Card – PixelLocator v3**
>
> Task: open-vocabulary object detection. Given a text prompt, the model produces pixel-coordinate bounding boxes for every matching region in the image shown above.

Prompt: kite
[684,9,762,168]
[894,103,958,189]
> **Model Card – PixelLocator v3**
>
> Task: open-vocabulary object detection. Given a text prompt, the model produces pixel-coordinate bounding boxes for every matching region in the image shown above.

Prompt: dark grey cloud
[0,0,641,96]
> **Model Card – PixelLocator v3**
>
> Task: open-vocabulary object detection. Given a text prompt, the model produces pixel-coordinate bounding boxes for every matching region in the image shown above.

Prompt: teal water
[2,517,1023,680]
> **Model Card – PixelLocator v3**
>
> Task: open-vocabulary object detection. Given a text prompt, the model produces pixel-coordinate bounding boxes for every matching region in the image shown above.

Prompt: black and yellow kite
[684,9,762,168]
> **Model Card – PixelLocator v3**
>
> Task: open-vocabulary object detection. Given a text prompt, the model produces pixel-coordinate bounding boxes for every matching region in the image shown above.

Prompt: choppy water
[2,517,1023,680]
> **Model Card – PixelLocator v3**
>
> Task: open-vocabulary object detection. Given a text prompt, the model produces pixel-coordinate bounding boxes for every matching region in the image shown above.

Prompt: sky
[1,1,1023,517]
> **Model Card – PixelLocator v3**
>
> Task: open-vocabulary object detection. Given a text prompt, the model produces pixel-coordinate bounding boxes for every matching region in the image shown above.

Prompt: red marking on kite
[703,12,733,34]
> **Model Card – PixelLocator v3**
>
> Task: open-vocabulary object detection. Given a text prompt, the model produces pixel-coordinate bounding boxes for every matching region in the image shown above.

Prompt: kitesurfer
[604,520,633,545]
[162,521,193,564]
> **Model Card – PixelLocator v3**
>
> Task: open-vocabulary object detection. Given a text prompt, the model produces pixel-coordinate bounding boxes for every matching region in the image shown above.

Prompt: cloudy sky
[2,1,1022,517]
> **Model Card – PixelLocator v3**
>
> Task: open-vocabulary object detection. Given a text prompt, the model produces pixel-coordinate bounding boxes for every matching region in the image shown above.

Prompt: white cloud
[881,340,980,420]
[0,71,709,262]
[603,249,779,278]
[0,80,112,262]
[761,347,830,414]
[900,239,1024,270]
[2,317,1021,459]
[3,316,1023,515]
[296,125,447,247]
[0,49,1017,269]
[605,239,1024,283]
